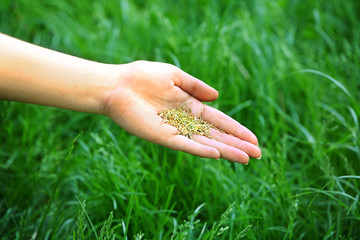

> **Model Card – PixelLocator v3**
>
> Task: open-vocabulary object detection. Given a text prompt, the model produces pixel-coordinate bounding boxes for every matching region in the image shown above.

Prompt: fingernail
[256,153,262,160]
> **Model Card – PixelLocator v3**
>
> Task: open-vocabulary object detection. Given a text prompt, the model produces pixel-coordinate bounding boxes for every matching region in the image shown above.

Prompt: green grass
[1,0,360,239]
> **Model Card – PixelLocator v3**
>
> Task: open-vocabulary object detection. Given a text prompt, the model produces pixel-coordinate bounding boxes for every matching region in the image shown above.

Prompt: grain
[159,103,222,139]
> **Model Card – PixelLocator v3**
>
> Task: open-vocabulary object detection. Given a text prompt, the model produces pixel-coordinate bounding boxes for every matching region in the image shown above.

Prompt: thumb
[174,69,219,102]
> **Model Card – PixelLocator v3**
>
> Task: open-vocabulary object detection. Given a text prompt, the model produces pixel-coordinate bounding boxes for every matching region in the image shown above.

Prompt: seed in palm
[159,103,223,139]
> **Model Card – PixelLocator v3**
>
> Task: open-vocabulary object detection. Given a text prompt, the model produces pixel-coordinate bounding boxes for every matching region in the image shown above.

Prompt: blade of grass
[36,133,81,239]
[296,69,352,98]
[76,196,98,240]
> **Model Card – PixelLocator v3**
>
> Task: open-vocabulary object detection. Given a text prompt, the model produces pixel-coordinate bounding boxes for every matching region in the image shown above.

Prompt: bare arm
[0,33,261,164]
[0,33,116,113]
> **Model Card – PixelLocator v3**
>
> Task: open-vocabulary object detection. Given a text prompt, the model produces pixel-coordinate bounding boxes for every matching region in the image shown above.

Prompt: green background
[1,0,359,239]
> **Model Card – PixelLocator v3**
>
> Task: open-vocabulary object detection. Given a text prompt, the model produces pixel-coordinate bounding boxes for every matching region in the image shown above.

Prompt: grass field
[1,0,360,239]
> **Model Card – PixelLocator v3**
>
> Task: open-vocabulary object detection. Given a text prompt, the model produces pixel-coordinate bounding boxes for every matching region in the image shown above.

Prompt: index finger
[173,69,219,102]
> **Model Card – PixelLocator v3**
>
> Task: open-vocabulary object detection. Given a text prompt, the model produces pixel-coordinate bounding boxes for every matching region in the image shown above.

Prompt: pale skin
[0,33,261,164]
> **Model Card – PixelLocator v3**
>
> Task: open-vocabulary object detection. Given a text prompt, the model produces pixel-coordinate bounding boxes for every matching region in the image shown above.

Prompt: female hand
[103,60,261,164]
[0,33,260,164]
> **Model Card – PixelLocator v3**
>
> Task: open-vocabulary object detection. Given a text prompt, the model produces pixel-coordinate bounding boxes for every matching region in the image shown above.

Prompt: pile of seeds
[159,103,221,139]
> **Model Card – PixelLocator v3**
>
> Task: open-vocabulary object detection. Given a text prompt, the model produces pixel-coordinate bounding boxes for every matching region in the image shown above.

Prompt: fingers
[186,100,258,145]
[166,135,220,159]
[210,129,261,159]
[161,119,261,164]
[173,70,218,102]
[202,105,258,145]
[192,135,250,164]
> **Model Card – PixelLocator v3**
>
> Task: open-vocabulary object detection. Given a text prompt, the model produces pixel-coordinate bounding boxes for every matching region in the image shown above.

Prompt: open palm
[104,61,261,164]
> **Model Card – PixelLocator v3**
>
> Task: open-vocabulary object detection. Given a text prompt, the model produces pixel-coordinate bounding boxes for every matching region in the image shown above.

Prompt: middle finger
[192,135,250,164]
[210,129,262,159]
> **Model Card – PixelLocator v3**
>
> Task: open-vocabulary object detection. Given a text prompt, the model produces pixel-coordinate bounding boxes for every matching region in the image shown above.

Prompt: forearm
[0,33,117,114]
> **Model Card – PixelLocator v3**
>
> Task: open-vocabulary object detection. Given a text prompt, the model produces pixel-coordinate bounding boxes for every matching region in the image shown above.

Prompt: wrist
[100,62,140,117]
[97,63,128,116]
[76,62,119,115]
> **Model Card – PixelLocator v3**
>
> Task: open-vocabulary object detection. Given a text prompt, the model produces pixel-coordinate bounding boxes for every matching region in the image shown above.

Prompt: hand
[0,34,260,163]
[103,61,261,164]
